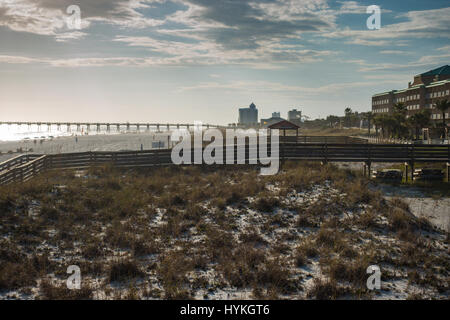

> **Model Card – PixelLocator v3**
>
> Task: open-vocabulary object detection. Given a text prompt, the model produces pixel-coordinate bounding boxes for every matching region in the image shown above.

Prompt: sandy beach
[0,133,171,163]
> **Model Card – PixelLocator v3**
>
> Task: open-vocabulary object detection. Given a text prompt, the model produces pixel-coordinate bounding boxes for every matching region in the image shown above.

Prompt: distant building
[372,65,450,122]
[287,109,302,125]
[272,112,281,118]
[238,102,258,125]
[261,112,285,127]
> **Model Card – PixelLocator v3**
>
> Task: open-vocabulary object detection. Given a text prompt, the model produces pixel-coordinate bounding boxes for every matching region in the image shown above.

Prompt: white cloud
[0,54,42,64]
[436,45,450,51]
[345,53,450,72]
[324,7,450,46]
[113,35,335,67]
[336,1,391,14]
[379,50,409,55]
[177,78,403,97]
[0,0,165,39]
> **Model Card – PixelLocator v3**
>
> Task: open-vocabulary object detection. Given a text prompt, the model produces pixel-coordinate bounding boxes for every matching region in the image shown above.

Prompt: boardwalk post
[447,162,449,183]
[404,162,409,182]
[366,162,371,179]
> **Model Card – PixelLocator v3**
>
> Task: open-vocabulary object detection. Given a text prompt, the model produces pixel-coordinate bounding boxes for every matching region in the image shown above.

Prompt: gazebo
[268,120,300,140]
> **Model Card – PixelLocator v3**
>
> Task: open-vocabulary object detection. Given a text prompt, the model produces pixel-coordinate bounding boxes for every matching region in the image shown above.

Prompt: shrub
[316,228,344,250]
[389,208,414,231]
[295,252,306,267]
[0,261,36,291]
[157,252,192,297]
[256,260,297,294]
[253,196,280,212]
[327,259,367,288]
[307,279,342,300]
[40,279,93,300]
[40,205,59,220]
[297,241,319,258]
[108,260,143,282]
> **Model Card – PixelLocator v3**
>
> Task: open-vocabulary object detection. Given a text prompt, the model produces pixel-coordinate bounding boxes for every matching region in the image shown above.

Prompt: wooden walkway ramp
[1,143,449,185]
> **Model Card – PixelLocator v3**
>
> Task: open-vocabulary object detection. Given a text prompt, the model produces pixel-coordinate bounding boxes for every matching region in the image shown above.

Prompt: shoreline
[0,132,171,163]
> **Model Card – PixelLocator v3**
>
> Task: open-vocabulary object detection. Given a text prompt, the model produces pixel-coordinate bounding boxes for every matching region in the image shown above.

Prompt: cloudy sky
[0,0,449,124]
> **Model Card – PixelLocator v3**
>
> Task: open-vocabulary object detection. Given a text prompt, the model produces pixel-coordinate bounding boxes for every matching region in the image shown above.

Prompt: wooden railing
[294,136,368,144]
[0,154,41,173]
[0,144,448,185]
[281,143,449,162]
[0,155,48,185]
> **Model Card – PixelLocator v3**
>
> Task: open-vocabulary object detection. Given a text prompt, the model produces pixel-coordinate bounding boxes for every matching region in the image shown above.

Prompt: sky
[0,0,449,124]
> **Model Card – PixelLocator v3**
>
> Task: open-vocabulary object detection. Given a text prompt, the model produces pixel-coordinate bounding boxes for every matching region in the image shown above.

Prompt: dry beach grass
[0,162,448,299]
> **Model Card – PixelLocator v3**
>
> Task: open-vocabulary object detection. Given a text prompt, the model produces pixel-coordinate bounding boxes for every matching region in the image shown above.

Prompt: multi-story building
[372,65,450,121]
[261,112,284,127]
[238,102,258,125]
[288,109,302,125]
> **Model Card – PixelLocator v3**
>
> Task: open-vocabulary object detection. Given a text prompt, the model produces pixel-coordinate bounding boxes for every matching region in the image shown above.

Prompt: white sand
[373,184,450,232]
[0,133,171,163]
[339,163,449,233]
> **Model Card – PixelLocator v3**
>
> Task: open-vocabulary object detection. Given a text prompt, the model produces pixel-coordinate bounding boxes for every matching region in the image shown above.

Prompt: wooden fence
[294,136,368,144]
[0,154,41,173]
[0,143,449,185]
[0,155,47,185]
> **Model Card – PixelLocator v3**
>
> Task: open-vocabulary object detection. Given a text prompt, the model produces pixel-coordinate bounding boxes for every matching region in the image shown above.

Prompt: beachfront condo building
[238,102,258,125]
[288,109,302,125]
[372,65,450,122]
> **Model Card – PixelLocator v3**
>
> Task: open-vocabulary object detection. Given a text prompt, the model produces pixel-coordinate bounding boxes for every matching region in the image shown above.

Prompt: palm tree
[374,114,391,138]
[373,114,383,137]
[408,109,431,140]
[435,99,450,140]
[344,107,352,127]
[366,112,372,135]
[392,103,408,138]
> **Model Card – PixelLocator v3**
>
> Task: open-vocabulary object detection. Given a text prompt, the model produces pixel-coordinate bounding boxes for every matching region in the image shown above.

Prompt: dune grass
[0,161,448,299]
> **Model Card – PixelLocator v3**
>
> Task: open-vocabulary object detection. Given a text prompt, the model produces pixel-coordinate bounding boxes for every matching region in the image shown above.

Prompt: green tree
[435,99,450,139]
[391,103,408,138]
[344,107,352,127]
[373,114,392,138]
[373,114,383,137]
[326,115,340,128]
[408,109,431,140]
[364,112,372,135]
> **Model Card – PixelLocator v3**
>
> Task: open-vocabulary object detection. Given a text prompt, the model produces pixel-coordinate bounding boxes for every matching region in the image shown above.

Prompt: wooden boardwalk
[1,143,449,185]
